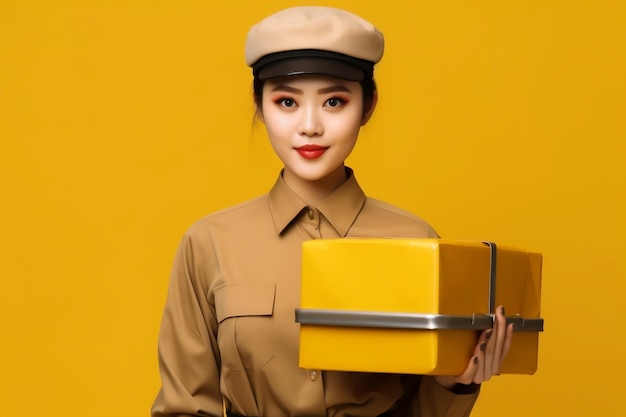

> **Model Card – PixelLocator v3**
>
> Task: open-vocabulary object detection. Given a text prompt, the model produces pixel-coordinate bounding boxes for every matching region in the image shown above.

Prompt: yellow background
[1,1,624,416]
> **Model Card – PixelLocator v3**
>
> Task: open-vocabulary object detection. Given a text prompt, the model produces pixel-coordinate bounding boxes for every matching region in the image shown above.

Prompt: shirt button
[307,209,315,219]
[308,370,318,381]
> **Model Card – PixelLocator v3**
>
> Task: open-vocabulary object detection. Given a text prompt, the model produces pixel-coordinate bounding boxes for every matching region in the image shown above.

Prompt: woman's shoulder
[357,197,439,238]
[184,193,271,237]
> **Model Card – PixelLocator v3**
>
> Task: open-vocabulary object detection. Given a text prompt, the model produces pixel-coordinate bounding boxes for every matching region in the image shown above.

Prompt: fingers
[455,351,480,385]
[499,322,514,370]
[490,306,507,376]
[479,330,491,383]
[454,327,493,385]
[480,305,514,381]
[438,329,487,386]
[436,306,515,387]
[468,328,489,384]
[482,326,494,381]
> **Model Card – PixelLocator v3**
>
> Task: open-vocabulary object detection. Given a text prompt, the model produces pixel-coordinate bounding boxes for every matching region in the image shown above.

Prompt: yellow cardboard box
[296,238,543,375]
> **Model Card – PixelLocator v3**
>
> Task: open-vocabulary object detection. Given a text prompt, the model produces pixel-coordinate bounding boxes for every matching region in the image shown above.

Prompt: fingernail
[485,329,493,340]
[474,356,479,365]
[500,306,506,316]
[480,342,487,351]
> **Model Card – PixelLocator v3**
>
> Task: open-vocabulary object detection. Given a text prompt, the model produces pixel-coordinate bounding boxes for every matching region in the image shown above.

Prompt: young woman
[152,6,512,417]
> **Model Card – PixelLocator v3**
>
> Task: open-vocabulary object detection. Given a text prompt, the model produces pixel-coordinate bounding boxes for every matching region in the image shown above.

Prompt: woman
[151,6,512,417]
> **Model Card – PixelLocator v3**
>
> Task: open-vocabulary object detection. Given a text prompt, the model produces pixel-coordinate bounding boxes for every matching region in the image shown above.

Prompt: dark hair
[253,76,377,118]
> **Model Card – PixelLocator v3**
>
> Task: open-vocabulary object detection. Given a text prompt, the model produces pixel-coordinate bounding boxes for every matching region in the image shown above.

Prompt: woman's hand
[434,305,514,390]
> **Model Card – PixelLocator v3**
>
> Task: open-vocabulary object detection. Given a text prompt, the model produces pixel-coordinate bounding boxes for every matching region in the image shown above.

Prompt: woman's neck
[282,165,348,206]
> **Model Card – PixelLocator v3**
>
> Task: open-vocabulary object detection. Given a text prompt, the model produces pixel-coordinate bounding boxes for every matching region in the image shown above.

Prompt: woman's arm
[151,229,224,417]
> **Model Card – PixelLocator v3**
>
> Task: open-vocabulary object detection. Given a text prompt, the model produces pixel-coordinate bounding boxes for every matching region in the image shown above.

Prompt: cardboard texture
[297,238,543,375]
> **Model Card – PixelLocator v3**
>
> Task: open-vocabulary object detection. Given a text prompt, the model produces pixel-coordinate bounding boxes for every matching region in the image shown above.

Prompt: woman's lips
[295,144,329,160]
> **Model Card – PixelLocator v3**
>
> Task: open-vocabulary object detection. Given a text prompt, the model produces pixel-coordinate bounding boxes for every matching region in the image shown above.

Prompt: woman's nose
[298,107,323,137]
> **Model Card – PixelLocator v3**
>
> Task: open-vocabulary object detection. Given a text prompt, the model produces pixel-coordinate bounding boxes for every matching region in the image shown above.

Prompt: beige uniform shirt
[152,169,479,417]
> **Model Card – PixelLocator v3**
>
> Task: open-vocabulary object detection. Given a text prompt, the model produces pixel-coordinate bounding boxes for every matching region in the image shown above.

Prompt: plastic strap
[482,241,497,314]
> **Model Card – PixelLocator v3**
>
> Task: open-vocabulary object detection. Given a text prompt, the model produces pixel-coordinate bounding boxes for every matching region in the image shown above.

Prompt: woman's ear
[360,91,378,126]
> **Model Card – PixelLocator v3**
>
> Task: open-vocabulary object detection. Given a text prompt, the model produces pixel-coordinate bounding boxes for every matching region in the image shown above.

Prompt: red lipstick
[295,144,328,160]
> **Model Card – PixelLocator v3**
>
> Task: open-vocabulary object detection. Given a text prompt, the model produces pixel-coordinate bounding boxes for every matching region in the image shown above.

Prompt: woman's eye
[325,97,344,108]
[279,98,296,107]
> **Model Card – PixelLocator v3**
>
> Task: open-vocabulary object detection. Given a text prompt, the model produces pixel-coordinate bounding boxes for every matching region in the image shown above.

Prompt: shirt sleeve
[393,375,480,417]
[151,227,224,417]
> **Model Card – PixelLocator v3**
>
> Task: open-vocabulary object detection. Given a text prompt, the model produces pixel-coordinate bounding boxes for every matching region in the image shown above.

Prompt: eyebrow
[270,84,353,94]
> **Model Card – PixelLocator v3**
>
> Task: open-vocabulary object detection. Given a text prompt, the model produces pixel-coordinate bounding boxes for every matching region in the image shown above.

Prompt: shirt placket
[299,207,322,239]
[293,206,327,414]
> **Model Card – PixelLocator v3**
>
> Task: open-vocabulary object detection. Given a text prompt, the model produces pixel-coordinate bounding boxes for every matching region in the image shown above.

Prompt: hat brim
[256,56,366,81]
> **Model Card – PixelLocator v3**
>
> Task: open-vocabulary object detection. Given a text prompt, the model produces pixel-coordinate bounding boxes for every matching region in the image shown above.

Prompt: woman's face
[261,75,372,186]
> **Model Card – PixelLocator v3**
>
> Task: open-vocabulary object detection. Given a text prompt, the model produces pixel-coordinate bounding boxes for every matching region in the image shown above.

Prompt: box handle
[295,308,544,332]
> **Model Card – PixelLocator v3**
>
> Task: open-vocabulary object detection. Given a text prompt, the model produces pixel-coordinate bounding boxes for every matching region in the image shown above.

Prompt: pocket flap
[215,284,276,323]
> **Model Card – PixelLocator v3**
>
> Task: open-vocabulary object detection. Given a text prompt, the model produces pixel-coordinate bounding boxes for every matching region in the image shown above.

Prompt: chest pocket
[215,284,275,370]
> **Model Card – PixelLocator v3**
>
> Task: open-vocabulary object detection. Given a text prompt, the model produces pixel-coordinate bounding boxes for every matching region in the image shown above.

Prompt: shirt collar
[268,167,366,236]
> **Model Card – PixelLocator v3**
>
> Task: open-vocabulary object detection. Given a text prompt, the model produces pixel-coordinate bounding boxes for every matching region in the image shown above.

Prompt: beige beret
[245,6,384,81]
